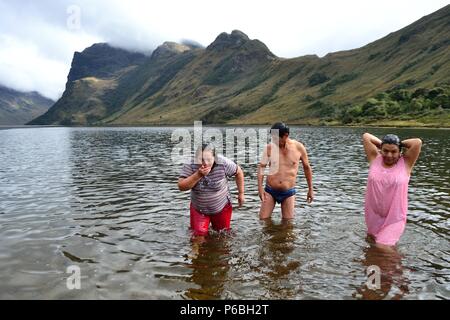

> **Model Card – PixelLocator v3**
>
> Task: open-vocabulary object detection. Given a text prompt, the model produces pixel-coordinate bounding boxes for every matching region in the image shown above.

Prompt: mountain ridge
[0,85,54,125]
[29,5,450,127]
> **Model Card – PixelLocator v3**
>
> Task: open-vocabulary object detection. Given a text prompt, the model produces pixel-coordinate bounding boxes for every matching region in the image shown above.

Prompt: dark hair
[381,134,402,152]
[196,143,216,156]
[270,122,290,137]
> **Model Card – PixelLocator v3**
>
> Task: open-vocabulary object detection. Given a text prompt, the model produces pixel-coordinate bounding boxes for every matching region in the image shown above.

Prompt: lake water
[0,126,448,300]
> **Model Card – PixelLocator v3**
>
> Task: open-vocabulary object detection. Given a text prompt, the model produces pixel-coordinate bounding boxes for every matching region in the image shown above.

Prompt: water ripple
[0,126,448,299]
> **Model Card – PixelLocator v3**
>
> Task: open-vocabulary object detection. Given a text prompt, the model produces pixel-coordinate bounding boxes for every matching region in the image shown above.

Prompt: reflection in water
[354,241,409,300]
[256,219,301,298]
[184,233,232,300]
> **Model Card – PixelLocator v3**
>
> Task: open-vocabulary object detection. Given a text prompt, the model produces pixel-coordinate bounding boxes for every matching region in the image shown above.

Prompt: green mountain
[29,43,148,125]
[29,5,450,127]
[0,85,54,125]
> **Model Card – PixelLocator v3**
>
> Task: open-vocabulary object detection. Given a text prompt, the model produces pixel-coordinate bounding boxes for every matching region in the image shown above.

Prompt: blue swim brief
[264,185,296,204]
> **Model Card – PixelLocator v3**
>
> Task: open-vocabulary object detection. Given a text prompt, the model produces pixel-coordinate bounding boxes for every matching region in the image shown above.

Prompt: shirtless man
[257,123,314,220]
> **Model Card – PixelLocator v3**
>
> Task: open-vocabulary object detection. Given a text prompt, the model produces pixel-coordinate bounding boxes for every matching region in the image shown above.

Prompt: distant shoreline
[2,123,449,130]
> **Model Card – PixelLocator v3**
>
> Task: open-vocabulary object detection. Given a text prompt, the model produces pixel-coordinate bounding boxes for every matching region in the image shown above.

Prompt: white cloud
[0,35,71,99]
[0,0,448,100]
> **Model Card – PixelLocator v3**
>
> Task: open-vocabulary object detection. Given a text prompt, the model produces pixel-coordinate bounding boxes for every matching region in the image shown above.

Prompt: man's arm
[401,138,422,173]
[362,133,381,163]
[257,145,270,202]
[299,143,314,203]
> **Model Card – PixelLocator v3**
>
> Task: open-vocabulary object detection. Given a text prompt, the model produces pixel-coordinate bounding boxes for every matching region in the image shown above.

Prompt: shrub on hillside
[308,73,330,87]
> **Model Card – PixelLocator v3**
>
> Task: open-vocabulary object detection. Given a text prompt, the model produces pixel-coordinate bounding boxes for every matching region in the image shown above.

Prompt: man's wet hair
[381,134,402,152]
[270,122,290,137]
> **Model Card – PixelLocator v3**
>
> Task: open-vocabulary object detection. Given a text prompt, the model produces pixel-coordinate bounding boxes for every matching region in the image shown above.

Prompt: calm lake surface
[0,126,448,300]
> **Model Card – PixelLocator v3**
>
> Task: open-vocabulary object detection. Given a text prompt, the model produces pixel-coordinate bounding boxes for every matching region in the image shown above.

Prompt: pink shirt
[364,155,410,240]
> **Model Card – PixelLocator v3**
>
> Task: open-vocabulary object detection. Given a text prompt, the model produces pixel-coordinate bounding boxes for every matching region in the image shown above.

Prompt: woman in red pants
[178,144,245,236]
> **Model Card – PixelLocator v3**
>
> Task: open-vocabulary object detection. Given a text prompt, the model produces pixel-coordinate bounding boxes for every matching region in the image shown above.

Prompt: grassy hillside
[29,5,450,127]
[0,86,54,125]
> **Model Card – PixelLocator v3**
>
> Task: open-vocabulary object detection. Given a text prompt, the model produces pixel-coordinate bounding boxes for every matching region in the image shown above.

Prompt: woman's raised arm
[362,133,381,163]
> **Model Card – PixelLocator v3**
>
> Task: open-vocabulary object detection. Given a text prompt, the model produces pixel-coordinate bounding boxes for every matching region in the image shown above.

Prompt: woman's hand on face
[198,165,211,176]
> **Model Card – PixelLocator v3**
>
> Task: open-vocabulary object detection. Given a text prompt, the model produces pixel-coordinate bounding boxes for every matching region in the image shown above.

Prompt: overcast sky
[0,0,448,100]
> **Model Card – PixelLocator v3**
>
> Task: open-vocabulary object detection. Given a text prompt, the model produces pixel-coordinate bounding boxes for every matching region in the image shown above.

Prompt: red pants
[190,202,232,236]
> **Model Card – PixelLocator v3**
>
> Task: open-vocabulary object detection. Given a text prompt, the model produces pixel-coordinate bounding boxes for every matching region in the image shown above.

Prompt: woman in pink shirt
[362,133,422,247]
